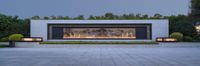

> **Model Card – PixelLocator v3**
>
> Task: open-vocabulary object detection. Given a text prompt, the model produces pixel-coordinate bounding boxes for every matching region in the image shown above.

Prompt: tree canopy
[0,13,29,38]
[30,13,166,20]
[0,12,199,41]
[191,0,200,19]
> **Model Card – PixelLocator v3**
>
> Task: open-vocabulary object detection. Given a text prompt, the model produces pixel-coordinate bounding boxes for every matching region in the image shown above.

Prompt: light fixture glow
[164,38,177,41]
[156,37,177,42]
[195,25,200,32]
[22,38,34,41]
[22,37,42,42]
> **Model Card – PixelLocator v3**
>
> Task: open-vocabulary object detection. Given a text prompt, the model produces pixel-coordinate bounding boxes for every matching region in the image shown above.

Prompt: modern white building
[31,20,169,41]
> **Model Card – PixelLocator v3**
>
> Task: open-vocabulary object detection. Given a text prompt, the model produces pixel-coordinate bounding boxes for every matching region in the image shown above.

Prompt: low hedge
[0,37,9,42]
[183,36,193,42]
[8,34,24,41]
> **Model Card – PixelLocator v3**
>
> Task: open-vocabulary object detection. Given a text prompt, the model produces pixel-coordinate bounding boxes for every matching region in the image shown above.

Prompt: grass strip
[0,45,9,48]
[40,41,158,44]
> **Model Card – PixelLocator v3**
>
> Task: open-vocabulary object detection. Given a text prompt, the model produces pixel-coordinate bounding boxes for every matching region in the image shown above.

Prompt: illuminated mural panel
[63,28,136,39]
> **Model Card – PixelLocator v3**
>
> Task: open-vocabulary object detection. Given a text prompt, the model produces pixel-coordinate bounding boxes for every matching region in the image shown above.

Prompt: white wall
[31,20,169,41]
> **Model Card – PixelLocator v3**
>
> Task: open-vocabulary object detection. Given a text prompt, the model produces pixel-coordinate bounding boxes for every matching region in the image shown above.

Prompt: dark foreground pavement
[0,43,200,66]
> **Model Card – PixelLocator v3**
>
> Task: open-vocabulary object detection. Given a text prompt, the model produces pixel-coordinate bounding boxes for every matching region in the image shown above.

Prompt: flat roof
[31,20,168,24]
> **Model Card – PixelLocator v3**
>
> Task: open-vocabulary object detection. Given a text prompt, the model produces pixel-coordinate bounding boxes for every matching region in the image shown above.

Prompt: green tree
[170,20,196,37]
[51,16,57,20]
[0,13,12,37]
[43,16,49,20]
[74,15,84,20]
[0,13,30,38]
[88,15,95,20]
[21,19,30,37]
[120,14,136,19]
[142,14,149,19]
[57,16,64,19]
[191,0,200,19]
[128,14,136,19]
[63,16,70,20]
[168,15,189,34]
[104,13,115,19]
[31,16,40,20]
[151,13,163,19]
[136,14,141,19]
[120,14,128,19]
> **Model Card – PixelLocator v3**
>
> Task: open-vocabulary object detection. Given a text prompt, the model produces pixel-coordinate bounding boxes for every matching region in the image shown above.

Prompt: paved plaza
[0,42,200,66]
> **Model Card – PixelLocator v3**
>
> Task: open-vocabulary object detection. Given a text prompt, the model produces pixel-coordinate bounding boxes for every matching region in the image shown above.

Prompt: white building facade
[31,20,169,41]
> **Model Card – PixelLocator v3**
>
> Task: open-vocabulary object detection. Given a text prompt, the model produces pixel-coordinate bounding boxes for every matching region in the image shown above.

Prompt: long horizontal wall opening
[48,24,152,40]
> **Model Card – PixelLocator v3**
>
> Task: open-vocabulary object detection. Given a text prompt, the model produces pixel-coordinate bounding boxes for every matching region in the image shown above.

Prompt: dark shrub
[183,36,193,42]
[170,32,183,41]
[0,37,9,42]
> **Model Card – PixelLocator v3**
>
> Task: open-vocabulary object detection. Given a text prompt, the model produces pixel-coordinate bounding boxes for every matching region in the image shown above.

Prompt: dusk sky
[0,0,190,18]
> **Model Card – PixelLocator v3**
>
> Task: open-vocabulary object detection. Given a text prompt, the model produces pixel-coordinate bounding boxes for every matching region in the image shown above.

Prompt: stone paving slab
[0,46,200,66]
[17,42,200,48]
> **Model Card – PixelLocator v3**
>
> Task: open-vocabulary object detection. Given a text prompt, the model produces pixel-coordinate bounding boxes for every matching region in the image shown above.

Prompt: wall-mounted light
[156,37,177,42]
[156,38,163,42]
[164,38,177,42]
[22,37,42,42]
